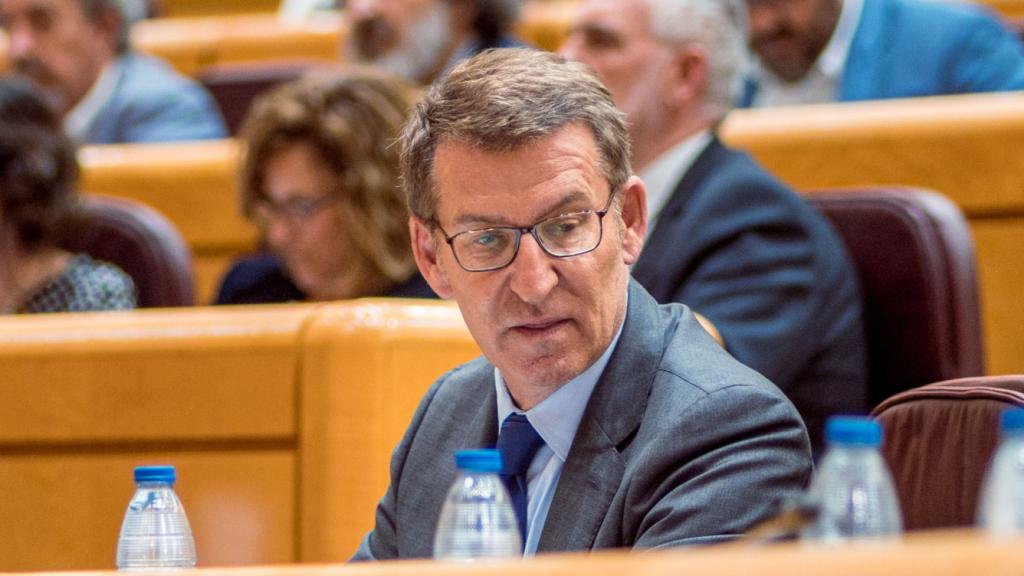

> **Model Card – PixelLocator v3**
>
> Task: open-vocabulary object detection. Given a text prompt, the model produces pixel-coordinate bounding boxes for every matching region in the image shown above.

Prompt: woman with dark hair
[215,69,434,304]
[0,77,135,314]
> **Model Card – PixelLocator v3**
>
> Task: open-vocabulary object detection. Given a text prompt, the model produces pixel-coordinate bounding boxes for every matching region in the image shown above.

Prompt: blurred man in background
[0,0,227,143]
[342,0,522,84]
[562,0,867,451]
[742,0,1024,107]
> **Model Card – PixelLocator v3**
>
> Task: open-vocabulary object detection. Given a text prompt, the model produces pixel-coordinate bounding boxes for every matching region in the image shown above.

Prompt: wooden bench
[720,91,1024,377]
[0,299,478,570]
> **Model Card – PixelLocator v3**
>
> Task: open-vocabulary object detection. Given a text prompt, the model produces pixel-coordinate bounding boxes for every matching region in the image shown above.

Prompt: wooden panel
[721,92,1024,375]
[0,451,295,571]
[131,13,342,76]
[978,0,1024,17]
[518,0,578,52]
[77,139,258,304]
[160,0,279,17]
[9,530,1023,576]
[298,299,479,561]
[0,306,312,442]
[971,219,1024,375]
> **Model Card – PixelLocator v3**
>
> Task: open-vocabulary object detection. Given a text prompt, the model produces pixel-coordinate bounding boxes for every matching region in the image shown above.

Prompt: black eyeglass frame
[432,189,619,273]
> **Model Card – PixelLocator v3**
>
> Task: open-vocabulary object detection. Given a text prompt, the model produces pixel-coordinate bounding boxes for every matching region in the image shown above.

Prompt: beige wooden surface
[299,300,481,561]
[77,139,255,304]
[0,300,478,571]
[0,305,315,570]
[721,91,1024,376]
[7,531,1023,576]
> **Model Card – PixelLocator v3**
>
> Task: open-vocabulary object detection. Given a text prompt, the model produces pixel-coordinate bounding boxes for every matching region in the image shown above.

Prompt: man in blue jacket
[743,0,1024,107]
[1,0,227,143]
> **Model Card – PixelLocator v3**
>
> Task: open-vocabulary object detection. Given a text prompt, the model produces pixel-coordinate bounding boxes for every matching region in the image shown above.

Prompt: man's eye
[543,216,584,238]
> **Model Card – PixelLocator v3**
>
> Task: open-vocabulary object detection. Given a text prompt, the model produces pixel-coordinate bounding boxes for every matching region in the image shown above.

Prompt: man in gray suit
[353,48,811,559]
[0,0,226,143]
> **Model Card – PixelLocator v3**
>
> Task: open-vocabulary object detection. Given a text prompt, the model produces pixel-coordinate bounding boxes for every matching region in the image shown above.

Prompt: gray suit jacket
[353,281,812,559]
[84,53,227,144]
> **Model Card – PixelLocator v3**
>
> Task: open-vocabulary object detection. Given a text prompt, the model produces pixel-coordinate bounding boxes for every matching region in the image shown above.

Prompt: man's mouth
[509,318,569,336]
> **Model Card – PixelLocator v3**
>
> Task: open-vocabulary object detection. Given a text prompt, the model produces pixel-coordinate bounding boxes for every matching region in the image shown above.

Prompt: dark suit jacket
[214,254,436,304]
[352,281,812,559]
[741,0,1024,106]
[632,138,867,451]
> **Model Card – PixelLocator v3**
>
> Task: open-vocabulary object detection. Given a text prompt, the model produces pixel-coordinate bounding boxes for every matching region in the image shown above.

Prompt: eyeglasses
[251,194,337,226]
[434,190,617,272]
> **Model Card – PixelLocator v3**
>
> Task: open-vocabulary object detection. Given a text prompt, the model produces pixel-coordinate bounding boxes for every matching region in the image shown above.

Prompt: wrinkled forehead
[430,124,609,228]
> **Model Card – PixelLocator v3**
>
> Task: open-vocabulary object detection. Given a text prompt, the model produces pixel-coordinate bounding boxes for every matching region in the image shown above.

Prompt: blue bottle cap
[454,449,503,473]
[1001,408,1024,436]
[825,416,882,447]
[134,465,176,483]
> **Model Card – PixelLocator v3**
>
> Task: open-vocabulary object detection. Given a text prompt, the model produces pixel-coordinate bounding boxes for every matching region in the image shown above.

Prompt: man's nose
[559,33,584,62]
[264,216,294,251]
[508,233,558,305]
[6,24,36,60]
[346,0,382,19]
[746,3,778,36]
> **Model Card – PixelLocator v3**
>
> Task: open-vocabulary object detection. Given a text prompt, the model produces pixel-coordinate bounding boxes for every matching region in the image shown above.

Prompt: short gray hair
[401,48,630,222]
[80,0,145,53]
[649,0,747,116]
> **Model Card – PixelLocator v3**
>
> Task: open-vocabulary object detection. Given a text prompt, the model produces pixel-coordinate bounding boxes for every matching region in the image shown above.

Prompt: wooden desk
[6,530,1023,576]
[721,91,1024,375]
[0,299,479,571]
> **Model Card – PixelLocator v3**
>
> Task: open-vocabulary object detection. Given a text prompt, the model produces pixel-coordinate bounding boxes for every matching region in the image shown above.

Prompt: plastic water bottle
[116,465,197,570]
[802,416,903,542]
[977,408,1024,535]
[433,449,521,560]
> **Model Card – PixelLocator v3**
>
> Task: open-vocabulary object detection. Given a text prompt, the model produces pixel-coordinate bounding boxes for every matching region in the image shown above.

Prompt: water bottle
[977,408,1024,535]
[433,449,521,560]
[802,416,903,542]
[116,465,197,570]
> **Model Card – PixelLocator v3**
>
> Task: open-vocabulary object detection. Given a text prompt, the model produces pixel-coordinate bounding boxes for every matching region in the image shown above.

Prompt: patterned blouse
[18,254,136,313]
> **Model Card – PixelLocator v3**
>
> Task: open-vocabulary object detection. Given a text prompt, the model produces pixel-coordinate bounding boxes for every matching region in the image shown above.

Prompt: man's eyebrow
[452,191,592,229]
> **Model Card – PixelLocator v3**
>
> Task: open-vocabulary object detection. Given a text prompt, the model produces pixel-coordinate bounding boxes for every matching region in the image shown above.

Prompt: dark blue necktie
[496,413,545,546]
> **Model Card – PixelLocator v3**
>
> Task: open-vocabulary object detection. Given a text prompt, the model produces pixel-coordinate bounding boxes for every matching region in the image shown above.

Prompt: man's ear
[664,46,709,108]
[410,216,453,298]
[94,4,124,53]
[618,175,647,266]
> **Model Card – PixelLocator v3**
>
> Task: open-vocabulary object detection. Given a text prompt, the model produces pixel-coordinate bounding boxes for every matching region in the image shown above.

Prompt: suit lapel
[840,0,891,101]
[537,282,664,551]
[632,138,730,294]
[405,363,498,556]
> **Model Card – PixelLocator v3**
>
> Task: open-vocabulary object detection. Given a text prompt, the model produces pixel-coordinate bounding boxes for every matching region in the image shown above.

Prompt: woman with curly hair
[216,69,434,304]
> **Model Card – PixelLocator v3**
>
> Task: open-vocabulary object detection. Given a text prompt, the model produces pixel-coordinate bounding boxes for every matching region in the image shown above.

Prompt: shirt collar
[64,57,123,143]
[494,294,628,462]
[817,0,864,79]
[640,130,713,229]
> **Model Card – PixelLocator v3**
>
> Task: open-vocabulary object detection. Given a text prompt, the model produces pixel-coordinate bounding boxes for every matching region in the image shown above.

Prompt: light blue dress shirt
[493,315,626,555]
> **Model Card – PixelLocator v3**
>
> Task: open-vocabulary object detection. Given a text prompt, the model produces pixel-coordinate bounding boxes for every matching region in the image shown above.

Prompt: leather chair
[59,195,195,307]
[870,376,1024,530]
[197,61,317,134]
[807,187,984,408]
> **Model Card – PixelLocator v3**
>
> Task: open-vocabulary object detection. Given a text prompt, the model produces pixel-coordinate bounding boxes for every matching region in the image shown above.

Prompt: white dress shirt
[64,57,123,143]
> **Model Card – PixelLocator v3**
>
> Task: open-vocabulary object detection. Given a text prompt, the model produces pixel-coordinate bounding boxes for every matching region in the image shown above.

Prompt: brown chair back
[807,187,984,408]
[197,61,316,134]
[870,376,1024,530]
[60,195,195,307]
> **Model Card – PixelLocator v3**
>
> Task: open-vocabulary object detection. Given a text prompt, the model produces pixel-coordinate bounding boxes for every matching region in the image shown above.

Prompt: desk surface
[13,530,1022,576]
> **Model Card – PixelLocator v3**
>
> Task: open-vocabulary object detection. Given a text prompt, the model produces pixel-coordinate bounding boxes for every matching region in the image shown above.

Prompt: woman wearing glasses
[215,70,435,304]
